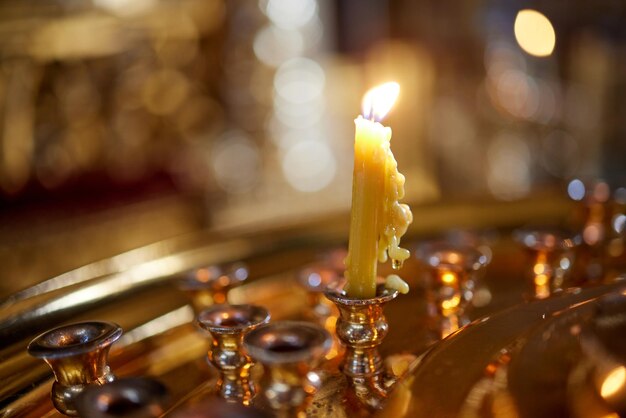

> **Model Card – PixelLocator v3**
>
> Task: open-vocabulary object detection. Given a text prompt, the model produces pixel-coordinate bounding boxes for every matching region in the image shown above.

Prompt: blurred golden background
[0,0,624,293]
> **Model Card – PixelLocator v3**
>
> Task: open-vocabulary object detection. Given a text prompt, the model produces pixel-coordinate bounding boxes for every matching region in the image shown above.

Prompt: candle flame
[361,82,400,122]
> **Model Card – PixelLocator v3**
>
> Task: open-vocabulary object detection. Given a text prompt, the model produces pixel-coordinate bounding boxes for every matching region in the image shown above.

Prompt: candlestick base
[324,284,399,409]
[27,321,123,416]
[196,304,270,405]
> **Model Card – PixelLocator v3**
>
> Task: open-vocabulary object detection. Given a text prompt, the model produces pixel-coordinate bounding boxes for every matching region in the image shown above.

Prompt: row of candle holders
[27,280,403,417]
[26,220,623,417]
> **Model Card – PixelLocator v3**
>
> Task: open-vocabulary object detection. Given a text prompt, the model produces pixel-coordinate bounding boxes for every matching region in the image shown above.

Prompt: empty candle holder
[27,321,123,416]
[196,304,270,405]
[325,284,398,409]
[243,321,331,415]
[75,377,169,418]
[514,227,581,299]
[178,263,249,312]
[297,263,344,366]
[416,242,489,338]
[297,261,343,324]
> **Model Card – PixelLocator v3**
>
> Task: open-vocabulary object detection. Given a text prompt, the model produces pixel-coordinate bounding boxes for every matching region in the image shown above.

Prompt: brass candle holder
[416,242,490,338]
[243,321,331,415]
[514,227,581,299]
[75,377,169,418]
[297,262,342,324]
[296,255,345,366]
[196,304,270,405]
[324,284,398,409]
[27,321,123,416]
[178,263,249,312]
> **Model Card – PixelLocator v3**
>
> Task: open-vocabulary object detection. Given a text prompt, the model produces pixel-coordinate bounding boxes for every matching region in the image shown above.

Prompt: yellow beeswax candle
[345,82,413,299]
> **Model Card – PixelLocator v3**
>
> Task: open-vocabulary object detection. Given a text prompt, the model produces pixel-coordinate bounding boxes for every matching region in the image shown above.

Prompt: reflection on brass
[27,321,123,416]
[244,321,331,415]
[3,195,624,417]
[179,263,249,312]
[297,261,344,366]
[581,293,626,414]
[416,243,490,338]
[297,260,342,324]
[197,304,270,404]
[170,398,271,418]
[325,285,398,409]
[395,283,626,418]
[514,227,580,299]
[75,377,169,418]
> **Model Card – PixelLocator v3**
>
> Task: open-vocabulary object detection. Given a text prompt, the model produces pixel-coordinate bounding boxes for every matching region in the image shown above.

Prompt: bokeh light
[514,10,556,57]
[487,133,531,200]
[613,214,626,235]
[141,70,190,116]
[253,25,304,67]
[265,0,317,30]
[274,58,325,104]
[567,179,586,201]
[281,140,336,192]
[601,367,626,399]
[272,95,325,129]
[94,0,155,17]
[211,132,261,194]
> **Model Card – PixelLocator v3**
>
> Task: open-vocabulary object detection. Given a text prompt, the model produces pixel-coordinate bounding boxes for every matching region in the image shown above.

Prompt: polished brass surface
[2,195,623,418]
[579,293,626,415]
[170,399,271,418]
[75,377,169,418]
[243,321,331,415]
[325,285,398,409]
[296,253,343,324]
[196,304,270,404]
[27,321,123,416]
[383,282,626,418]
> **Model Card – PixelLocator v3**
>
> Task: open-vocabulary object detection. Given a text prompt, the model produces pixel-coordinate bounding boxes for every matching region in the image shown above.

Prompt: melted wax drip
[377,144,413,271]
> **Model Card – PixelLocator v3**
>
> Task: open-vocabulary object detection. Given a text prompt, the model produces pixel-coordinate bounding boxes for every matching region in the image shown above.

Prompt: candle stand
[27,321,123,416]
[178,263,249,312]
[243,321,331,416]
[416,243,490,338]
[514,227,581,299]
[197,304,270,404]
[325,284,399,409]
[297,260,342,325]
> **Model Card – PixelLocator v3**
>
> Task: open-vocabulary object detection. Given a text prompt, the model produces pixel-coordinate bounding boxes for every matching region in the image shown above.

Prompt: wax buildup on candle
[385,274,410,294]
[344,92,413,299]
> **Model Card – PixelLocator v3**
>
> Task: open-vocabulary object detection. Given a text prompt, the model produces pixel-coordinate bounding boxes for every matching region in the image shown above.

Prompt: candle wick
[368,107,376,122]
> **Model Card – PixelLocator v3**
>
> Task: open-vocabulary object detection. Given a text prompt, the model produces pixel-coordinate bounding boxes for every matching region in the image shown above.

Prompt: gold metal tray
[2,195,623,417]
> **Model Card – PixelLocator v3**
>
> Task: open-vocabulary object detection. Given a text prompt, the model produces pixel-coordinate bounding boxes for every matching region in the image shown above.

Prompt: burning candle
[344,82,413,299]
